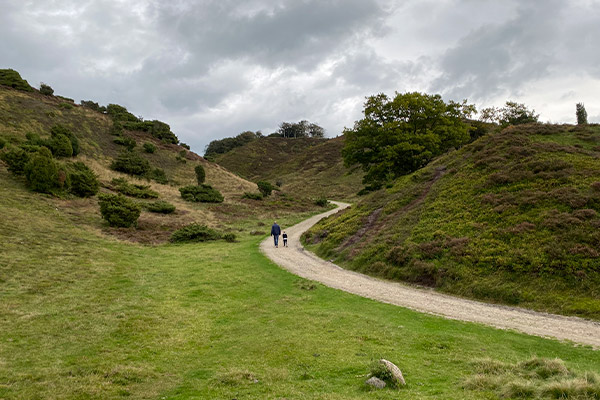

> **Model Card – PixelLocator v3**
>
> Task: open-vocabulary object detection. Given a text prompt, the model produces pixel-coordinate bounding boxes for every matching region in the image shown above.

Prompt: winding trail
[260,201,600,348]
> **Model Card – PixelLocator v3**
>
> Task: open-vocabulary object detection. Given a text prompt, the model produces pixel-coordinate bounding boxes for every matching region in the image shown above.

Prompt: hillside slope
[0,86,320,243]
[304,124,600,319]
[214,136,363,200]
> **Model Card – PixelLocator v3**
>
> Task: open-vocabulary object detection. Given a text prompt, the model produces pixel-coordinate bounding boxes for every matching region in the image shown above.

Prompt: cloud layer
[2,0,599,152]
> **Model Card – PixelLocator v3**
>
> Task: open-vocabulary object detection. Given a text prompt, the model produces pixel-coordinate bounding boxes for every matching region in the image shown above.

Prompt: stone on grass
[366,376,386,389]
[380,359,406,386]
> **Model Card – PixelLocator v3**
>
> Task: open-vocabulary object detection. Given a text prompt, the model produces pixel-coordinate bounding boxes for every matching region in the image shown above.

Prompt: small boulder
[380,359,406,386]
[365,376,386,389]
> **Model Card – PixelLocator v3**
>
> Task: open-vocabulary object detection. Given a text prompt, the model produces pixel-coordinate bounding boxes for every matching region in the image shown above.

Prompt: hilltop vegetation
[304,123,600,319]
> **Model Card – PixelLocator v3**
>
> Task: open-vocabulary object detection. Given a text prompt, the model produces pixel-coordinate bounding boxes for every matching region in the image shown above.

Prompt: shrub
[69,162,99,197]
[314,197,328,206]
[181,143,190,150]
[143,142,156,153]
[50,134,73,157]
[111,177,158,199]
[257,180,276,197]
[39,83,54,96]
[0,146,30,175]
[223,233,236,242]
[576,102,588,125]
[0,69,33,91]
[24,147,59,193]
[110,150,151,176]
[98,193,141,227]
[146,200,176,214]
[80,100,103,112]
[243,192,263,200]
[147,167,168,184]
[50,125,79,156]
[170,223,221,243]
[179,184,224,203]
[113,136,137,150]
[194,164,206,184]
[59,102,73,110]
[106,104,139,122]
[110,122,123,136]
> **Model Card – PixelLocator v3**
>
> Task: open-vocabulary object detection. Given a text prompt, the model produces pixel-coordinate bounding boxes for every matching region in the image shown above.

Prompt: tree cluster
[275,120,325,139]
[479,101,539,126]
[204,131,263,159]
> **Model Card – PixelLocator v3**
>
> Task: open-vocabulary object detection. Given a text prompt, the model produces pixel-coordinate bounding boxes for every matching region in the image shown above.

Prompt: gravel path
[260,201,600,348]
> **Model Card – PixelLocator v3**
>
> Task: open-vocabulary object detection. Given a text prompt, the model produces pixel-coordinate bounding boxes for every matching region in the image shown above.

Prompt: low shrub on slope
[304,124,600,318]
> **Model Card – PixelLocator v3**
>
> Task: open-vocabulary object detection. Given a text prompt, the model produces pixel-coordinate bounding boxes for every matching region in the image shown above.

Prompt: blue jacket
[271,223,281,236]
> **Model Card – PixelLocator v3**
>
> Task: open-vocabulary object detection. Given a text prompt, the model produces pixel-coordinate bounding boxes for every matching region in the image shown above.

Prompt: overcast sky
[2,0,600,154]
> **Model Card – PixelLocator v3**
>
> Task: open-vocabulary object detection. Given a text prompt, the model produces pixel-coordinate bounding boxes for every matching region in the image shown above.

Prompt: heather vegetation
[304,124,600,318]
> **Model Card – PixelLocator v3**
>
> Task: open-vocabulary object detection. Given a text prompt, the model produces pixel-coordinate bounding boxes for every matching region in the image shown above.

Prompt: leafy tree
[576,103,588,125]
[0,69,33,92]
[69,162,99,197]
[24,147,59,193]
[277,120,325,138]
[50,125,79,156]
[39,83,54,96]
[342,92,475,188]
[480,102,539,126]
[195,164,206,184]
[98,193,141,227]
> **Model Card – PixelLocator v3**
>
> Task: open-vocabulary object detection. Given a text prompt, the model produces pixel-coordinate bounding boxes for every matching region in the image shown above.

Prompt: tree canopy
[204,131,262,158]
[276,120,325,138]
[342,92,475,189]
[479,101,539,126]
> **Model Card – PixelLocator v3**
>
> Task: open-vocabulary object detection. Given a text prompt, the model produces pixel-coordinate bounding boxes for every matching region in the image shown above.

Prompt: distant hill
[0,83,320,243]
[214,136,364,200]
[303,124,600,319]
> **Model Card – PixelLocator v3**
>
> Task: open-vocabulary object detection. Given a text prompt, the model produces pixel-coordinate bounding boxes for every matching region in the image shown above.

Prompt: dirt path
[260,201,600,348]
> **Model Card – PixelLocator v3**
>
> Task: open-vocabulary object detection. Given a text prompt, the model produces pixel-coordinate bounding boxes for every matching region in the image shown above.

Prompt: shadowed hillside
[214,136,363,200]
[304,124,600,319]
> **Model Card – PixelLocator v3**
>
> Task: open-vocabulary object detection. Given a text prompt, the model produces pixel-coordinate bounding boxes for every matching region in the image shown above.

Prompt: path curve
[260,201,600,348]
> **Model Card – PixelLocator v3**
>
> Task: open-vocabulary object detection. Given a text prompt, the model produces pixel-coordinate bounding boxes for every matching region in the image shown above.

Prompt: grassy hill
[0,85,324,243]
[303,124,600,319]
[214,136,364,200]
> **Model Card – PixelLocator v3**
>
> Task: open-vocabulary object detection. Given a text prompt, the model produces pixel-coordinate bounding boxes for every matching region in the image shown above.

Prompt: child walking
[282,231,288,247]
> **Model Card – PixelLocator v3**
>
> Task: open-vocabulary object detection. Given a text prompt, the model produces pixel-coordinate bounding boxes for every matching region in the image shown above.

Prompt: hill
[214,136,364,200]
[0,84,322,243]
[303,124,600,319]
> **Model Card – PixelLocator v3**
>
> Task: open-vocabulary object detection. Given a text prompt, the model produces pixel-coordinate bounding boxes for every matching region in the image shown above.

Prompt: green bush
[146,200,176,214]
[111,177,158,199]
[50,125,79,156]
[143,142,156,153]
[121,120,179,144]
[113,136,137,150]
[0,146,30,175]
[147,167,168,184]
[170,223,221,243]
[110,122,123,136]
[0,138,5,149]
[69,162,99,197]
[50,134,73,157]
[243,192,263,200]
[179,184,224,203]
[24,147,59,193]
[80,100,104,112]
[106,104,139,122]
[110,150,151,176]
[181,143,190,150]
[98,193,141,227]
[0,69,33,91]
[58,102,73,110]
[223,233,236,243]
[39,83,54,96]
[195,164,206,184]
[257,181,276,197]
[314,197,328,207]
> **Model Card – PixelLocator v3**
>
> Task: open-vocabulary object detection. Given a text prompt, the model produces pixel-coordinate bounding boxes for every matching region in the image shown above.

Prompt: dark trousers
[273,235,279,246]
[283,238,287,246]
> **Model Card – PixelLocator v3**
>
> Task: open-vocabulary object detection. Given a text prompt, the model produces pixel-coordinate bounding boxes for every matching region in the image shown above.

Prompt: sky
[2,0,600,154]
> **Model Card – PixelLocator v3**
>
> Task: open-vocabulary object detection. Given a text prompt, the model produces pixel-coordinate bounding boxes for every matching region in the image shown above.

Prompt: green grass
[1,160,600,399]
[304,124,600,319]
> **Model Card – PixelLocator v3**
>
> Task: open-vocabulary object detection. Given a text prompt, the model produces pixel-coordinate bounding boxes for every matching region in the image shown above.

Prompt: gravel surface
[260,201,600,348]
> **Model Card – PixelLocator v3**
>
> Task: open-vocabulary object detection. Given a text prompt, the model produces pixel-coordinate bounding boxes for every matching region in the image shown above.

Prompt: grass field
[1,170,600,399]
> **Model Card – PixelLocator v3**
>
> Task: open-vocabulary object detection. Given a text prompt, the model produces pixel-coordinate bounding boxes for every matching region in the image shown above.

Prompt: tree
[39,83,54,96]
[342,92,475,188]
[576,103,588,125]
[277,120,325,138]
[204,131,262,158]
[195,164,206,184]
[480,102,538,126]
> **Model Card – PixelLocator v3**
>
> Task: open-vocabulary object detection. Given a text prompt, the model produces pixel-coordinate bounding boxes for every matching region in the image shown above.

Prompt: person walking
[271,221,281,247]
[282,231,288,247]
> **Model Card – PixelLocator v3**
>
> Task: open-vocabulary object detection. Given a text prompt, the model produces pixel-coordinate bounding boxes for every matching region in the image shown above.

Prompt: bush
[0,69,33,91]
[39,83,54,96]
[146,200,176,214]
[194,164,206,184]
[314,197,328,206]
[110,150,151,176]
[24,147,59,193]
[80,100,104,112]
[106,104,139,122]
[143,142,156,153]
[223,233,236,242]
[111,177,158,199]
[257,180,276,197]
[50,134,73,157]
[170,223,221,243]
[69,162,99,197]
[243,192,263,200]
[147,167,168,184]
[59,102,73,110]
[0,146,30,175]
[0,138,5,150]
[181,143,190,150]
[50,125,79,156]
[113,136,137,150]
[179,184,224,203]
[98,193,141,227]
